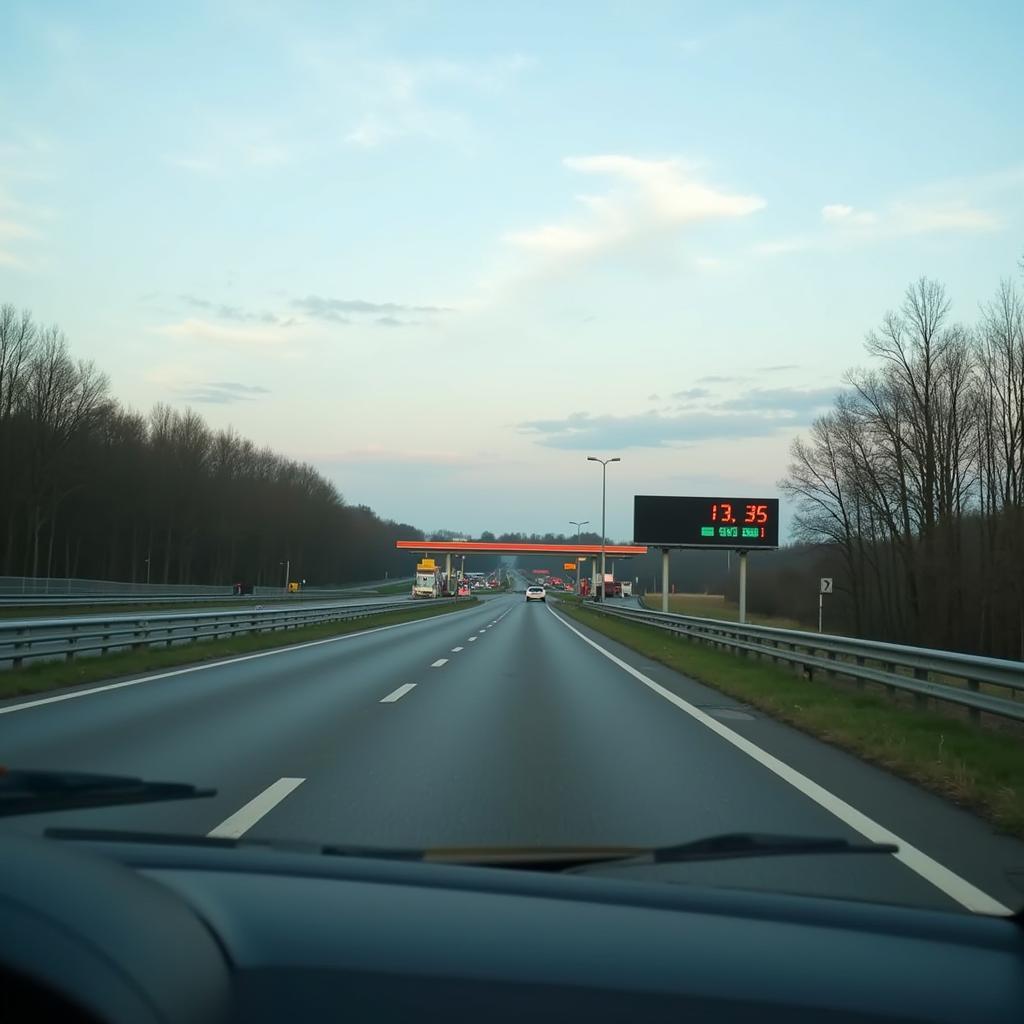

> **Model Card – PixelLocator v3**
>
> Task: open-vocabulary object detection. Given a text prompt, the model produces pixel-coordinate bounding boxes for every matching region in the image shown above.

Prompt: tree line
[0,304,424,586]
[781,269,1024,659]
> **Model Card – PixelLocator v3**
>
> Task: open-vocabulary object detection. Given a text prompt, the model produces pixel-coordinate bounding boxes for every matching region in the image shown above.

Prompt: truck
[412,558,444,599]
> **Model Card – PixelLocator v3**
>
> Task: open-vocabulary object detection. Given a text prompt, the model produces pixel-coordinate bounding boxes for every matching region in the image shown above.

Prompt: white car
[525,585,546,602]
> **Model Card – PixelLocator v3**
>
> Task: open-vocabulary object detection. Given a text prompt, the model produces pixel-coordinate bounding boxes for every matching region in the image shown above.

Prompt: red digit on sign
[721,502,734,524]
[756,504,768,524]
[711,503,718,522]
[744,504,756,524]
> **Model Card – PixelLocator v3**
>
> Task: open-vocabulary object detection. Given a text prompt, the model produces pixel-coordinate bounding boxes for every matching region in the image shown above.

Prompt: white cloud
[0,219,41,242]
[758,189,1000,257]
[151,319,293,349]
[504,155,764,259]
[821,203,877,226]
[290,45,533,150]
[890,201,998,233]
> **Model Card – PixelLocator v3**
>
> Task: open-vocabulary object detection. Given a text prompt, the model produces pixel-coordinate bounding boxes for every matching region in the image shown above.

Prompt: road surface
[2,592,1022,914]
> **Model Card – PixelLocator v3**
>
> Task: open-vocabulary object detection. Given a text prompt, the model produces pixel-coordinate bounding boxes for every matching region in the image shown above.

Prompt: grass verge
[558,601,1024,839]
[0,599,477,700]
[641,593,809,631]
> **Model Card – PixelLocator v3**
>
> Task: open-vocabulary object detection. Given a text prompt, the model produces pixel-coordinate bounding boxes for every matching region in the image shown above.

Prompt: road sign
[633,495,779,549]
[820,577,833,594]
[563,562,576,571]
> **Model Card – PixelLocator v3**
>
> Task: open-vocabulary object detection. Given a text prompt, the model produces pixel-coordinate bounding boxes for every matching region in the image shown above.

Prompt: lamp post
[569,520,589,596]
[586,456,620,602]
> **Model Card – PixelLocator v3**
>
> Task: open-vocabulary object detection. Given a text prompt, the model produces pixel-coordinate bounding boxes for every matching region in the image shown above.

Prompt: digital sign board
[633,495,779,549]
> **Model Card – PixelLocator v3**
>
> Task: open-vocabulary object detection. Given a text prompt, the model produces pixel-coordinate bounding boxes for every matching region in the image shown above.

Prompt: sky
[2,1,1022,542]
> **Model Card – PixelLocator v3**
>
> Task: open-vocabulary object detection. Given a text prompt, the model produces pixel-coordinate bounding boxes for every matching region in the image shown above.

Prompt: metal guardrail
[0,597,458,670]
[579,600,1024,724]
[0,576,414,608]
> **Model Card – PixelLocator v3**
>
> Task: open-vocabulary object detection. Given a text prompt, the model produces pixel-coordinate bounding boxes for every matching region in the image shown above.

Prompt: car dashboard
[1,832,1022,1023]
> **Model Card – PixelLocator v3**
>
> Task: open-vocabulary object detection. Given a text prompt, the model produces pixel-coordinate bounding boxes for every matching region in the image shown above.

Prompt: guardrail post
[132,624,148,651]
[12,627,28,669]
[967,679,980,723]
[854,655,865,689]
[882,662,895,698]
[66,624,78,662]
[913,667,928,710]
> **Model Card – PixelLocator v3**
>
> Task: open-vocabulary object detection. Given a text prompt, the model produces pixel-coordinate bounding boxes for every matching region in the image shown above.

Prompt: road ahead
[2,592,1022,914]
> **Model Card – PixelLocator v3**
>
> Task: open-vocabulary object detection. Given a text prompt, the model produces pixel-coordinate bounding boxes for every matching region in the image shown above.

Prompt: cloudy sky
[2,1,1022,541]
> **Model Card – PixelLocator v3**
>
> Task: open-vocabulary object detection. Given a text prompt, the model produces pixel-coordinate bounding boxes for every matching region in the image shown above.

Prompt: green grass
[360,579,414,595]
[559,602,1024,839]
[0,599,477,700]
[642,592,809,631]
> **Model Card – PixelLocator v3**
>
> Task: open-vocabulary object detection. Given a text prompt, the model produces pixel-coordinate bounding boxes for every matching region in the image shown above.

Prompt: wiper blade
[402,833,898,872]
[566,832,898,871]
[0,768,215,817]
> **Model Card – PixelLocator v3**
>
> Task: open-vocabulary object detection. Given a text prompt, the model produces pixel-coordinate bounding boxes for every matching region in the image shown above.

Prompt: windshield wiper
[408,833,898,871]
[32,825,896,872]
[0,768,215,817]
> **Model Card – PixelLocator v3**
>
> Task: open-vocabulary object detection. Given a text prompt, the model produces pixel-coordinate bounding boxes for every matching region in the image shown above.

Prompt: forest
[0,304,424,586]
[781,273,1024,659]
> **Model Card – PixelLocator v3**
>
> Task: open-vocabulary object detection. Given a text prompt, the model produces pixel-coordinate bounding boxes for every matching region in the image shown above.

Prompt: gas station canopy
[395,541,647,557]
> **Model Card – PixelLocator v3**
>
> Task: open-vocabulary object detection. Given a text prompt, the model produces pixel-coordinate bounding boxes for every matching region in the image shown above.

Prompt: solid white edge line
[546,605,1011,916]
[380,683,417,703]
[0,611,461,716]
[431,658,448,667]
[207,777,304,839]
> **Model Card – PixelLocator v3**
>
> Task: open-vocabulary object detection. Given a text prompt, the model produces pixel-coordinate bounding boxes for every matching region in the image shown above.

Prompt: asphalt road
[2,591,1023,915]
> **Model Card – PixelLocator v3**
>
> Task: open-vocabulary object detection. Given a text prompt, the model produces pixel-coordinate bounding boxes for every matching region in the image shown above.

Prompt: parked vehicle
[412,559,443,599]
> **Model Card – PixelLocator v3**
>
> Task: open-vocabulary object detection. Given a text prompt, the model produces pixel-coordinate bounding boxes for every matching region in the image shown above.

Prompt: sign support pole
[738,550,748,624]
[818,592,823,633]
[661,548,669,613]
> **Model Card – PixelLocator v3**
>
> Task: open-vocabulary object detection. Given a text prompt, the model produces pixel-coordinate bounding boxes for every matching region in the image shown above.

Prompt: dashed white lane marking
[451,646,464,652]
[379,683,417,703]
[546,605,1011,917]
[207,778,305,839]
[431,658,448,667]
[0,615,462,716]
[468,636,478,642]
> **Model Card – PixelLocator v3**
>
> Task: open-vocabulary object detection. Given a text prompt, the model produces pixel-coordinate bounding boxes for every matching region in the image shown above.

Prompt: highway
[2,590,1023,915]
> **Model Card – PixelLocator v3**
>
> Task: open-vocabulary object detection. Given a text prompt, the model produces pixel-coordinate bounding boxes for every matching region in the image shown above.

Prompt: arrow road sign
[820,577,833,594]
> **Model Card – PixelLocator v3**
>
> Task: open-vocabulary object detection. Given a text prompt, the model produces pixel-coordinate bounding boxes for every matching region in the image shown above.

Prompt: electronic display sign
[633,495,779,549]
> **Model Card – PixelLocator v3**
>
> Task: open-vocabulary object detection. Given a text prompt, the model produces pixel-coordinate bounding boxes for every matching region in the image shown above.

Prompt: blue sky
[2,1,1022,540]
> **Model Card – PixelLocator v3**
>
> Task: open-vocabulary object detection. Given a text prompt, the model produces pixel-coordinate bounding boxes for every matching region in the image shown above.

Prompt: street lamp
[569,520,589,597]
[280,559,290,592]
[586,456,620,602]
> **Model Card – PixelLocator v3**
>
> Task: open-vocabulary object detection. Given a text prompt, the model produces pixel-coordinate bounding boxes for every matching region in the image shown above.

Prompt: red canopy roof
[395,540,647,556]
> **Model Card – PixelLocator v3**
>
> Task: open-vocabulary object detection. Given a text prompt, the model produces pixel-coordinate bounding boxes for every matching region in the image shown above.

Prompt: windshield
[0,1,1022,924]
